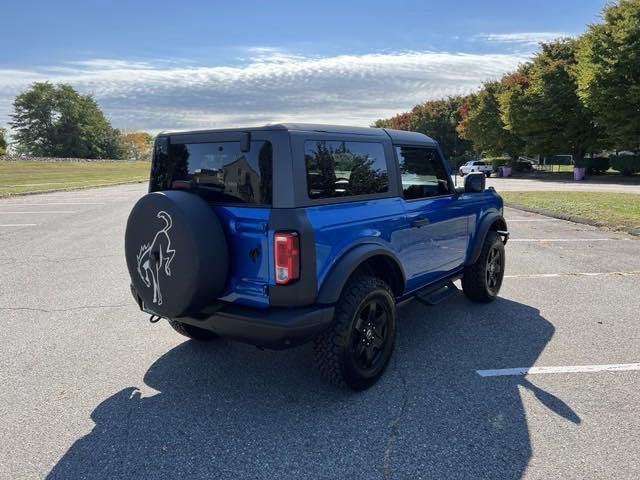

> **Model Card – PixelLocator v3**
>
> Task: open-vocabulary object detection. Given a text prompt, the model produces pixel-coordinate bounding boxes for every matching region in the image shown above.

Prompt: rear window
[153,140,273,205]
[304,140,389,199]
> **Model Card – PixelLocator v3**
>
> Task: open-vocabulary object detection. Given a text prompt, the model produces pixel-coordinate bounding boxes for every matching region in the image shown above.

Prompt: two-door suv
[125,124,508,390]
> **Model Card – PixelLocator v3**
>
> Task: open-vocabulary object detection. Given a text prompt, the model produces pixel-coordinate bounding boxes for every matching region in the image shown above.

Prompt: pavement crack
[0,304,130,313]
[383,353,409,478]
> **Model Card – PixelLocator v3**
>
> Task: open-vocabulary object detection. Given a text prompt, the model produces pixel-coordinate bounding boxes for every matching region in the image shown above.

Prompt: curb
[505,202,640,237]
[0,180,147,198]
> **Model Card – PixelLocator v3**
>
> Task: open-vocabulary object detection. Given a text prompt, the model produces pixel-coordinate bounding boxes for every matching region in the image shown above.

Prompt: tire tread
[462,231,503,303]
[313,275,395,390]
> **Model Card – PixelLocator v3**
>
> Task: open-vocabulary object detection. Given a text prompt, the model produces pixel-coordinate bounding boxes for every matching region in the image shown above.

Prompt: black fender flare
[316,244,406,305]
[466,212,508,266]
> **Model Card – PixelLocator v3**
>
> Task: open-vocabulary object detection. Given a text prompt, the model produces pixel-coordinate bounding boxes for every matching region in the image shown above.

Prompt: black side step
[415,281,459,306]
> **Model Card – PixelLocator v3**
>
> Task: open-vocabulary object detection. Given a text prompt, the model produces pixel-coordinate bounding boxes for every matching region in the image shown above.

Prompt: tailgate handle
[411,217,429,228]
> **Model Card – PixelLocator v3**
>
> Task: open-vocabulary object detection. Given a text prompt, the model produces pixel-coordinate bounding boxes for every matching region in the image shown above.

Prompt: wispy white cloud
[477,32,573,46]
[0,49,528,132]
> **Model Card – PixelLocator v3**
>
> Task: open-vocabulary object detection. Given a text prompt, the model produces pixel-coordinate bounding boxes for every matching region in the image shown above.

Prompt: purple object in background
[573,167,586,180]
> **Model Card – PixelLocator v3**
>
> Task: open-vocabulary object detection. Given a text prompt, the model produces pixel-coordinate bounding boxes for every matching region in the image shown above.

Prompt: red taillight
[274,232,300,285]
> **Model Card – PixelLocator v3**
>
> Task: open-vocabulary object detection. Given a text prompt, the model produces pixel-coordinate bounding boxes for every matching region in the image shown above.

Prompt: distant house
[223,155,259,203]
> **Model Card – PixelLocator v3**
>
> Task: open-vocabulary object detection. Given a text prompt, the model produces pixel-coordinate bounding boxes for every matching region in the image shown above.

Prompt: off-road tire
[462,231,505,303]
[167,319,219,341]
[313,276,397,391]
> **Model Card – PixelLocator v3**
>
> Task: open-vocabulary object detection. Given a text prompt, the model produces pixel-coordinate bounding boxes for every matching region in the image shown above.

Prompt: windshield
[151,140,273,205]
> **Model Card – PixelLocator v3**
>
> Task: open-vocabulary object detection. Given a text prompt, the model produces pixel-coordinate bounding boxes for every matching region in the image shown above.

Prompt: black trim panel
[466,212,507,266]
[268,208,318,307]
[175,303,334,350]
[316,244,406,304]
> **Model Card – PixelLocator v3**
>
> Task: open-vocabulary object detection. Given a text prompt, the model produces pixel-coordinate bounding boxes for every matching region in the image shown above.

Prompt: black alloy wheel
[351,297,390,372]
[485,244,503,296]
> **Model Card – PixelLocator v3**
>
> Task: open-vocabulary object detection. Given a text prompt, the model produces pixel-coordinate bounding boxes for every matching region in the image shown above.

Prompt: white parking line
[477,363,640,377]
[509,238,625,242]
[0,211,76,214]
[0,224,37,227]
[505,271,640,279]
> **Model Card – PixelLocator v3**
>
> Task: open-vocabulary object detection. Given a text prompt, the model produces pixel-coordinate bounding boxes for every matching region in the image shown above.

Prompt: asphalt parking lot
[1,183,639,479]
[484,175,640,194]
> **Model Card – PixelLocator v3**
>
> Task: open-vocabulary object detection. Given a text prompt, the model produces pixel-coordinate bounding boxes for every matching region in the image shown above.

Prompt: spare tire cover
[125,190,228,318]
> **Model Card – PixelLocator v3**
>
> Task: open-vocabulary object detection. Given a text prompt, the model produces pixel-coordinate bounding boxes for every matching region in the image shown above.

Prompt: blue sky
[1,0,607,132]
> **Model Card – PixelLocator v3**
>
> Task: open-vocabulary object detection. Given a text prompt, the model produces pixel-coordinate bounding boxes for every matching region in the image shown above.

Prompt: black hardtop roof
[161,123,437,146]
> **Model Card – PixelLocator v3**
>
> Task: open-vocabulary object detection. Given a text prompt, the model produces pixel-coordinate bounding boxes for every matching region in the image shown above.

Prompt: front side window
[395,146,451,200]
[155,140,272,205]
[304,141,389,199]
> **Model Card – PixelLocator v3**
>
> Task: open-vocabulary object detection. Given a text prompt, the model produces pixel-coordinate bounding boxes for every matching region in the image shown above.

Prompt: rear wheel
[314,276,397,391]
[167,319,219,341]
[462,231,505,302]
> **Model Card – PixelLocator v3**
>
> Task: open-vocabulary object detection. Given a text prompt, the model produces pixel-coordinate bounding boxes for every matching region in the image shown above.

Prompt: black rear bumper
[176,303,335,350]
[131,285,334,350]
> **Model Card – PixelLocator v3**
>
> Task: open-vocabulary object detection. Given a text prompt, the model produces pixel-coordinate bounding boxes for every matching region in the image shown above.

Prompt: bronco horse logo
[136,211,176,306]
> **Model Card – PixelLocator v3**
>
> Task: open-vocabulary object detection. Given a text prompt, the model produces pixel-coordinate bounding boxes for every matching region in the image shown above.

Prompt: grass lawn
[502,191,640,230]
[0,160,149,196]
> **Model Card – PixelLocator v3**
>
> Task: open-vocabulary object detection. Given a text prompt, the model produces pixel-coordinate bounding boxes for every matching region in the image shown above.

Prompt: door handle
[411,217,429,228]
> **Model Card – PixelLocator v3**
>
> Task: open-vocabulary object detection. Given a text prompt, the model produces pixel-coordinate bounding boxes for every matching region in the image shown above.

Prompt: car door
[395,145,469,291]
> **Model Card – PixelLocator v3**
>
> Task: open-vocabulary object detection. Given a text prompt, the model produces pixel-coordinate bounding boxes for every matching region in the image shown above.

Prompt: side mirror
[464,172,486,193]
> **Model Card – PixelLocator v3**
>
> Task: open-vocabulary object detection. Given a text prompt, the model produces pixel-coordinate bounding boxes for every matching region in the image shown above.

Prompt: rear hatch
[150,131,274,308]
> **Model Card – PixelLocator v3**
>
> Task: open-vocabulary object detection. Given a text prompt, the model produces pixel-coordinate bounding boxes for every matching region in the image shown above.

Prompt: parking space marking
[477,363,640,377]
[505,271,640,279]
[0,211,77,214]
[509,238,626,242]
[0,224,37,227]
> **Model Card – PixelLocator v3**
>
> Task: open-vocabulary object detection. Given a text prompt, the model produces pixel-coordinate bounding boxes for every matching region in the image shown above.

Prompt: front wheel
[314,276,397,391]
[462,231,505,302]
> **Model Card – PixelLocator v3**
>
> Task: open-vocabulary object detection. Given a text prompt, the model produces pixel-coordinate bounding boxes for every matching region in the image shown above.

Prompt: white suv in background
[459,161,492,177]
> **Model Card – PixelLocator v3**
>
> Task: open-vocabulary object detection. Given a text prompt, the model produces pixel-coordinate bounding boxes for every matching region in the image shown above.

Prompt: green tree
[120,131,154,160]
[0,127,7,155]
[372,112,412,131]
[500,40,602,162]
[10,82,124,158]
[577,0,640,150]
[373,98,472,160]
[409,97,473,160]
[458,81,525,160]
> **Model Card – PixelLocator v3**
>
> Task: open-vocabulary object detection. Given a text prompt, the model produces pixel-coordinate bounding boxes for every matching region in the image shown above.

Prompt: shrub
[513,160,533,173]
[610,155,640,176]
[490,158,508,172]
[573,157,589,168]
[448,155,474,173]
[586,156,610,174]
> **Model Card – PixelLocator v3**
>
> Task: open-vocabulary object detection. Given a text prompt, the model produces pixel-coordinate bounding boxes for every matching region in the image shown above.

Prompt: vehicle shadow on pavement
[47,296,580,479]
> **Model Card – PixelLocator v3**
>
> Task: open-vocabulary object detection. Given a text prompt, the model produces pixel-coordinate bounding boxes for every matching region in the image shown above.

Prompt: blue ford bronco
[125,124,508,390]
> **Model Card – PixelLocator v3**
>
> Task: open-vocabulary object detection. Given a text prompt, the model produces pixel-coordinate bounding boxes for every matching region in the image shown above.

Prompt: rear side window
[395,146,451,200]
[304,141,389,199]
[154,140,272,205]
